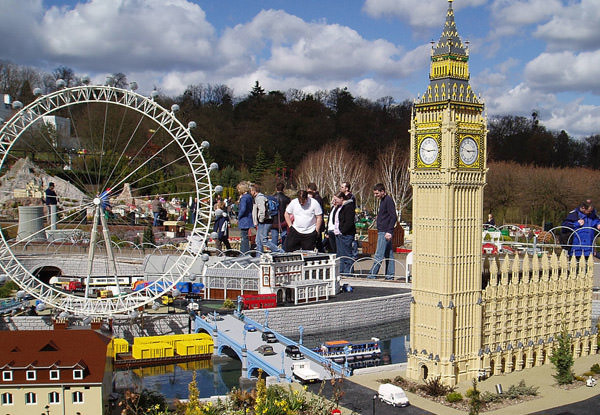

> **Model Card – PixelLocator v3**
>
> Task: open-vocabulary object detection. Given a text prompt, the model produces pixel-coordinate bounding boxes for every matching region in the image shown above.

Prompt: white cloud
[524,50,600,94]
[362,0,485,29]
[489,0,563,37]
[23,0,216,72]
[534,0,600,52]
[485,82,557,115]
[543,99,600,137]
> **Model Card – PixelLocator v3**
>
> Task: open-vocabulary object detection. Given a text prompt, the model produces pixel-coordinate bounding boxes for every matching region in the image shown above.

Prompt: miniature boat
[315,337,381,363]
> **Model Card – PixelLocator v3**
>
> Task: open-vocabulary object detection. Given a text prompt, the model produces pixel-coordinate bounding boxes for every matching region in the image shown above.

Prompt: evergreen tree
[250,80,265,99]
[17,79,35,105]
[270,151,285,173]
[550,321,575,385]
[251,146,269,183]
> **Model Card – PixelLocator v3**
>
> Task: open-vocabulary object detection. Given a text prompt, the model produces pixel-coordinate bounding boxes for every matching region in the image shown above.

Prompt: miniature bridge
[194,312,350,382]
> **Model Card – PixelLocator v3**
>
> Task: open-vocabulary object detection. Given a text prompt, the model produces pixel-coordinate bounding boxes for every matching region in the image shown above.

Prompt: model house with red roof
[0,330,113,414]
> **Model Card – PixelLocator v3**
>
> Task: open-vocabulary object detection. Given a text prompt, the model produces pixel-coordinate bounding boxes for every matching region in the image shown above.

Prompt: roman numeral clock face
[419,136,439,166]
[459,136,479,166]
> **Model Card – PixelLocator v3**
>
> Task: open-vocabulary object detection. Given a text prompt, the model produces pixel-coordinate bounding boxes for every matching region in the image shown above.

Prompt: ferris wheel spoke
[108,139,177,193]
[107,127,165,192]
[114,155,187,191]
[132,172,194,194]
[95,102,110,195]
[66,105,96,191]
[1,199,92,233]
[100,112,145,193]
[7,203,94,248]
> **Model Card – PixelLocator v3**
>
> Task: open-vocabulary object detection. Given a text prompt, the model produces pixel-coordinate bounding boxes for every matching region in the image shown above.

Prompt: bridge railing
[241,315,349,377]
[194,315,287,379]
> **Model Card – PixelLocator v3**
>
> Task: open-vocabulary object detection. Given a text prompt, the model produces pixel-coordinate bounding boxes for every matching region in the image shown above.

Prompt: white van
[378,383,409,407]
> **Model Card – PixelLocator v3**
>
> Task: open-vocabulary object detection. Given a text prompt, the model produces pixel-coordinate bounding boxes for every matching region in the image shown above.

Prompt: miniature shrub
[222,298,235,309]
[446,392,463,403]
[505,381,539,399]
[591,364,600,374]
[582,371,595,377]
[377,378,392,384]
[575,375,586,382]
[480,391,503,403]
[419,377,455,397]
[393,375,408,386]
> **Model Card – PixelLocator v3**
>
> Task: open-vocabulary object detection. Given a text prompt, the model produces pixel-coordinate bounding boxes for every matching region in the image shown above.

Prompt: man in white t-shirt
[284,190,323,251]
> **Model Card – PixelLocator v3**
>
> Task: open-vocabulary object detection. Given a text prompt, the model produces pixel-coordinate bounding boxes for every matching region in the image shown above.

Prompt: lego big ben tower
[407,0,487,385]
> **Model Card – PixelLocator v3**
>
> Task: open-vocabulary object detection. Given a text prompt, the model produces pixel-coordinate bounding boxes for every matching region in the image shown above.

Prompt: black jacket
[338,200,356,236]
[272,191,291,226]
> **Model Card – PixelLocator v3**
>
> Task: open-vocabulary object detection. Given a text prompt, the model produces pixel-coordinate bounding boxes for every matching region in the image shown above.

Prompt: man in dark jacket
[271,182,291,249]
[368,183,397,279]
[336,193,356,276]
[561,201,600,257]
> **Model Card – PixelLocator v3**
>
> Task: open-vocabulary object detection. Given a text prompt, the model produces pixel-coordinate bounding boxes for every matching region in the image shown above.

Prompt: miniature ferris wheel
[0,78,217,317]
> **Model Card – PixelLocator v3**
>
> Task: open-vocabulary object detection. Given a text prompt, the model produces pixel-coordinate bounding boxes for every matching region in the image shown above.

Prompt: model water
[115,319,410,400]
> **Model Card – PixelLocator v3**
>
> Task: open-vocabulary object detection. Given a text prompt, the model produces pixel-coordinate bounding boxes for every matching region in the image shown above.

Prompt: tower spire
[420,0,479,104]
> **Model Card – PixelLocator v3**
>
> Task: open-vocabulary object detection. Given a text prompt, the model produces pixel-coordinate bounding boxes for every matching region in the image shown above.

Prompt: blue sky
[1,0,599,137]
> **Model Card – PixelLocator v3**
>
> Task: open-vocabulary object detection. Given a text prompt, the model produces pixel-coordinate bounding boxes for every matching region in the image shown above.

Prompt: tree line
[2,61,599,226]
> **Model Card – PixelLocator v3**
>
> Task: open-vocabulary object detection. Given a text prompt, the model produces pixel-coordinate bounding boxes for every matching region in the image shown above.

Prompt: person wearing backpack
[271,182,291,250]
[251,183,283,254]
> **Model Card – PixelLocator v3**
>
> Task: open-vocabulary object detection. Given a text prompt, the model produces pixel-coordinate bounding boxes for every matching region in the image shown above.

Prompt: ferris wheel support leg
[99,207,121,296]
[84,205,100,299]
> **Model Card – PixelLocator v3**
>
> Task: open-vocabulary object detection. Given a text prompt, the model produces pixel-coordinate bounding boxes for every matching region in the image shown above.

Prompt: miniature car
[285,345,304,360]
[244,323,257,332]
[262,331,277,343]
[255,345,276,356]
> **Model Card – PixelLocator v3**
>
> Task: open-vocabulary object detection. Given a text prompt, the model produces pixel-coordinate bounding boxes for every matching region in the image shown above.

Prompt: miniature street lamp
[298,325,304,345]
[372,394,377,414]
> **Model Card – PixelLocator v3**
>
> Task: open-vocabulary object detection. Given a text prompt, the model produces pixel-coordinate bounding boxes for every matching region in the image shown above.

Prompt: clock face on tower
[459,136,478,166]
[419,136,439,166]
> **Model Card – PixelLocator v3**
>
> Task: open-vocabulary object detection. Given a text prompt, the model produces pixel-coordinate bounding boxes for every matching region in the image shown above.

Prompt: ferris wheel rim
[0,84,213,316]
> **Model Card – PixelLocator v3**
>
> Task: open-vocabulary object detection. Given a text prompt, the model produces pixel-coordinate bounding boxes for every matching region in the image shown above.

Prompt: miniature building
[406,0,596,386]
[0,330,113,414]
[202,252,338,304]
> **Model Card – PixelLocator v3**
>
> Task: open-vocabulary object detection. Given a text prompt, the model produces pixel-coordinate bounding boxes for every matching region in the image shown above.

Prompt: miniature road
[307,379,431,415]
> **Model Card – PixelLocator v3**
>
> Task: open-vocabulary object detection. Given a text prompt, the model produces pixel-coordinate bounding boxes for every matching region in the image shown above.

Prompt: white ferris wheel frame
[0,84,212,316]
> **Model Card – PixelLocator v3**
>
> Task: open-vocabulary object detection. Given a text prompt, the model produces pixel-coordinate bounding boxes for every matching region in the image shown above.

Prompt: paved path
[347,354,600,415]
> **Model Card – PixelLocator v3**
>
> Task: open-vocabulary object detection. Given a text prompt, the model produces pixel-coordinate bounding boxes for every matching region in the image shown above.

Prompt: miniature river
[114,318,410,400]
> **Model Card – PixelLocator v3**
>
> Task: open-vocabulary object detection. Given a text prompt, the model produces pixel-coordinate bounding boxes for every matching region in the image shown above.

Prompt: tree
[550,321,575,385]
[53,65,76,86]
[250,80,265,99]
[295,140,369,203]
[466,379,482,415]
[251,146,270,183]
[375,141,412,220]
[118,389,167,415]
[111,72,128,88]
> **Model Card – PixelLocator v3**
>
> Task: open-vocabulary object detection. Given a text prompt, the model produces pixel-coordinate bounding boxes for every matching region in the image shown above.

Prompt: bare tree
[111,72,129,89]
[295,140,370,204]
[375,141,412,221]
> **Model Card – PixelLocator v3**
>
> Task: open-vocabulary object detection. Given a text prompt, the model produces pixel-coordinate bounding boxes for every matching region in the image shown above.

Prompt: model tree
[550,321,575,385]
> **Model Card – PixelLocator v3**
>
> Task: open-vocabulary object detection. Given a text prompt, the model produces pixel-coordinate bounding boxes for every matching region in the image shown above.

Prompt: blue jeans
[240,228,250,253]
[369,232,394,278]
[257,223,282,254]
[270,226,287,250]
[153,212,160,226]
[336,234,354,276]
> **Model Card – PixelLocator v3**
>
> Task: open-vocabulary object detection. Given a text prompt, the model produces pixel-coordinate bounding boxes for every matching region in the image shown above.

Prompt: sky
[1,0,599,137]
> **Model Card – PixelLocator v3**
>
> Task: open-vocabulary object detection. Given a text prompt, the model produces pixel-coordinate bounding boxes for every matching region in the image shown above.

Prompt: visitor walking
[213,208,231,252]
[367,183,397,279]
[151,195,162,227]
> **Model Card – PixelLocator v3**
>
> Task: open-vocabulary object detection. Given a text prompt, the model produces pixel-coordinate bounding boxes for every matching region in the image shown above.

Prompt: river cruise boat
[315,337,381,364]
